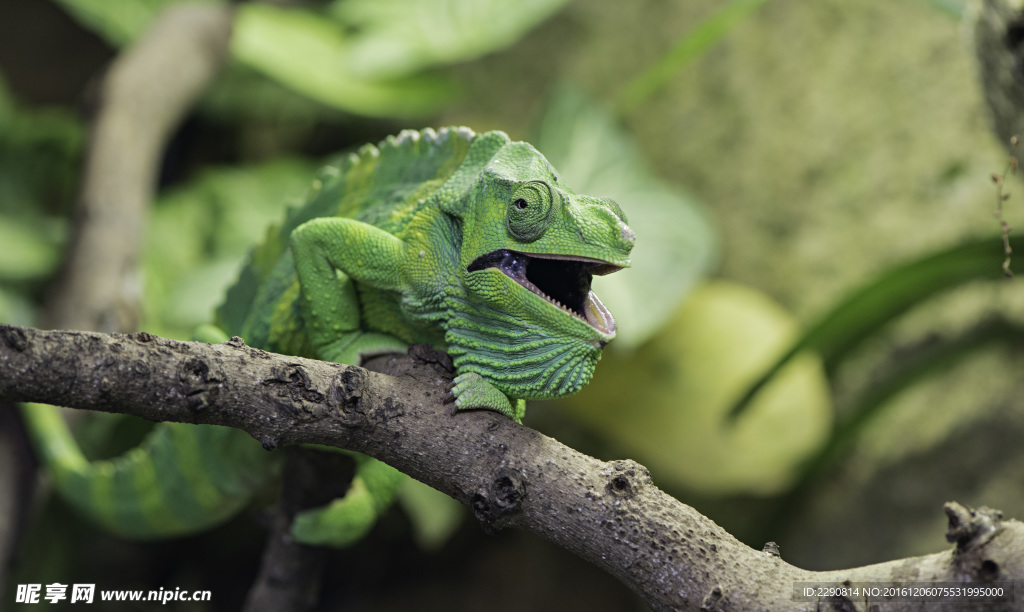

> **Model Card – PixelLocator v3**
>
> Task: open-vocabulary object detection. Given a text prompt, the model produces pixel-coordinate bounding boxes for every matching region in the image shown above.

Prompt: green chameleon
[22,127,634,546]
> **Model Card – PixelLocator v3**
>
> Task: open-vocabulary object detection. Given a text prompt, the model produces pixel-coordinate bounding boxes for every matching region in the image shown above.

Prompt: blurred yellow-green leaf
[231,4,454,118]
[0,217,63,282]
[565,280,831,496]
[331,0,571,79]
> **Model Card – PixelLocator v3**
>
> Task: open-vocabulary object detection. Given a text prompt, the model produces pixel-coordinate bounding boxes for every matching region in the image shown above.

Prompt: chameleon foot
[450,373,526,422]
[319,331,409,367]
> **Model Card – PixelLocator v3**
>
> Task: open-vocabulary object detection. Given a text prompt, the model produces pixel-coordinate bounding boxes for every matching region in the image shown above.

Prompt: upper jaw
[466,249,623,336]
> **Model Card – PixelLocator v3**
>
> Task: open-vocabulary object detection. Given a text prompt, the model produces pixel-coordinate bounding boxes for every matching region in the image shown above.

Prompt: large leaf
[532,87,718,349]
[330,0,570,79]
[51,0,220,46]
[728,235,1024,419]
[232,4,453,118]
[52,0,455,117]
[564,281,831,496]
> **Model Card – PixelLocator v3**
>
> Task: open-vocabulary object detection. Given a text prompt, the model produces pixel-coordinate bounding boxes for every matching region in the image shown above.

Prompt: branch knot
[178,356,221,412]
[604,459,651,499]
[0,325,28,352]
[329,368,370,427]
[471,467,526,532]
[262,364,329,419]
[945,502,1003,551]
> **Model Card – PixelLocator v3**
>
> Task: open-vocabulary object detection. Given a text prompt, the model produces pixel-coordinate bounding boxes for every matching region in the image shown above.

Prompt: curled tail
[21,402,278,539]
[290,452,405,547]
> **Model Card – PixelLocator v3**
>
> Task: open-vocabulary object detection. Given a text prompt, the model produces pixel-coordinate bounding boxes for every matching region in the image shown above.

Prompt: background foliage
[3,0,1023,609]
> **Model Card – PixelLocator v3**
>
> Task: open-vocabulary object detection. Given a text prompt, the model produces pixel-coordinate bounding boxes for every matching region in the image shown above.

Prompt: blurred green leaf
[0,72,84,218]
[0,70,79,322]
[200,63,344,131]
[55,0,566,118]
[0,218,64,282]
[397,479,465,551]
[53,0,452,116]
[52,0,221,46]
[232,4,453,118]
[816,318,1021,476]
[143,158,317,337]
[728,235,1024,420]
[0,287,36,326]
[533,86,717,349]
[330,0,570,79]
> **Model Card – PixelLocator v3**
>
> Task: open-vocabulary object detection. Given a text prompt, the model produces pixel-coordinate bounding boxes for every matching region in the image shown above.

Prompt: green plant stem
[922,0,965,18]
[728,235,1023,421]
[752,318,1023,543]
[615,0,770,116]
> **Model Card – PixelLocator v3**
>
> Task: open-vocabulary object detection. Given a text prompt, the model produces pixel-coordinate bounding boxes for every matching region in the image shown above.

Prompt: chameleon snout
[564,196,635,262]
[620,222,636,247]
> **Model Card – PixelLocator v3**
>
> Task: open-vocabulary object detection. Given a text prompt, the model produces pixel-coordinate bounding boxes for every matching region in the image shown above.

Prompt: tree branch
[0,403,37,597]
[242,448,353,612]
[1,324,1020,611]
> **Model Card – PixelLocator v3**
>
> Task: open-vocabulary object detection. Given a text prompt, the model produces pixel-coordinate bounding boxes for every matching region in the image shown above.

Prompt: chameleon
[21,126,634,545]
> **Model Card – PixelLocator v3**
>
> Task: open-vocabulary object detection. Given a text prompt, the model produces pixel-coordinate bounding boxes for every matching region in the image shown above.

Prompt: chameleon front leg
[290,217,409,365]
[293,218,527,422]
[288,217,413,546]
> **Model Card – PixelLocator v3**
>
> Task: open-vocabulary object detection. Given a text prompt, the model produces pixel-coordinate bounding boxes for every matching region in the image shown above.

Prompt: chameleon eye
[507,181,553,242]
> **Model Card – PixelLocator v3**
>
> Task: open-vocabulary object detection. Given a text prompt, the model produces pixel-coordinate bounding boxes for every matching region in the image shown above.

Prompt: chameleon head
[445,138,634,401]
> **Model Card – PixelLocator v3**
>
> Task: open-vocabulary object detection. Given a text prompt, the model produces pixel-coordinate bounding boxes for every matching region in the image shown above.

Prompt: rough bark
[2,324,1019,612]
[0,403,37,598]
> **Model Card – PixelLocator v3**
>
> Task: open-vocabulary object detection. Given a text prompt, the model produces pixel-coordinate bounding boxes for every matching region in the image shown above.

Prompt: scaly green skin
[231,126,633,420]
[24,127,633,546]
[20,403,274,539]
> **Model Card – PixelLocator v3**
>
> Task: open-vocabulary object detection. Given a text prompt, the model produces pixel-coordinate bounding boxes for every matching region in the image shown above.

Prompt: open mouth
[467,249,621,336]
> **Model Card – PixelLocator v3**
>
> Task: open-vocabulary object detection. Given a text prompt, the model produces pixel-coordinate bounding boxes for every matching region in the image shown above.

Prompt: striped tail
[21,403,278,539]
